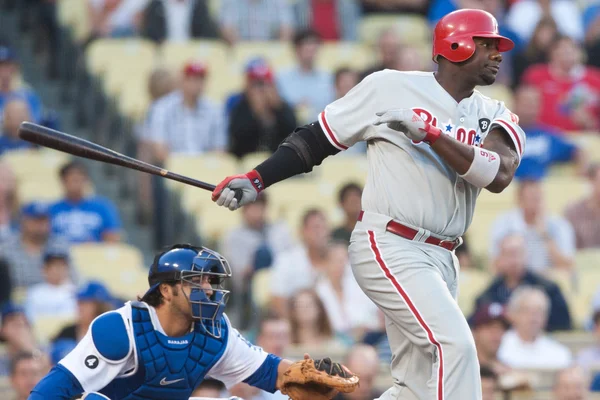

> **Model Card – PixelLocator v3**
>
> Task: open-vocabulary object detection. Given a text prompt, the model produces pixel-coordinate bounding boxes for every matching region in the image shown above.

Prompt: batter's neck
[433,72,474,103]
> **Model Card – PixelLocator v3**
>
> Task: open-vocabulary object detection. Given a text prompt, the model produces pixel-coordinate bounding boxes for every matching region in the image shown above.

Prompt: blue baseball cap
[76,281,112,303]
[21,202,50,219]
[1,302,25,322]
[0,46,16,63]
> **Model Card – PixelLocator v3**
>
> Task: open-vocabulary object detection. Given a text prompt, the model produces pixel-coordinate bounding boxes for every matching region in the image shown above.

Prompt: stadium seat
[2,149,70,183]
[57,0,90,42]
[86,39,156,78]
[316,42,375,72]
[315,154,369,187]
[569,269,600,329]
[542,177,589,214]
[33,316,75,345]
[359,14,431,45]
[194,204,242,243]
[251,268,272,309]
[159,41,241,103]
[551,331,595,355]
[571,132,600,163]
[165,152,239,195]
[231,41,295,72]
[457,269,492,317]
[575,249,600,271]
[70,243,148,300]
[239,152,271,173]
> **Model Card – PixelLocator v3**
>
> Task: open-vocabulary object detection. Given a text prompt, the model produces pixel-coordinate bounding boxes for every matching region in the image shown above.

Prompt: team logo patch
[84,355,99,369]
[478,118,491,132]
[252,178,263,190]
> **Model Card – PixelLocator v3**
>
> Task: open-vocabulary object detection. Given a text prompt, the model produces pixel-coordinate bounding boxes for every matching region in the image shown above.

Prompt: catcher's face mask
[183,248,231,338]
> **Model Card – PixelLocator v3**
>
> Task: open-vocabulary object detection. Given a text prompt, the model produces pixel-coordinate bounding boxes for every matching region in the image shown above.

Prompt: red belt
[358,211,461,251]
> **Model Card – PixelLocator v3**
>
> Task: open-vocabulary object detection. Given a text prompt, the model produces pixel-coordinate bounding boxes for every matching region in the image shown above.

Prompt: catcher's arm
[275,359,295,390]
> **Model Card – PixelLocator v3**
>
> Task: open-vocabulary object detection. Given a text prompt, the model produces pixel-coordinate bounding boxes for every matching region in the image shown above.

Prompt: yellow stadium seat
[315,155,369,187]
[551,331,595,355]
[2,149,70,182]
[165,152,239,195]
[18,178,64,204]
[33,315,76,344]
[251,268,272,309]
[457,269,492,317]
[542,177,589,214]
[568,269,600,329]
[86,39,157,78]
[158,41,240,103]
[571,132,600,163]
[316,42,375,72]
[58,0,90,42]
[70,243,148,300]
[231,42,295,72]
[359,14,430,45]
[194,204,242,243]
[575,249,600,271]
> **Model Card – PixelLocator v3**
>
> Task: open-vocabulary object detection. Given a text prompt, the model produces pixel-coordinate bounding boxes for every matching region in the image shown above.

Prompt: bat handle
[233,189,244,205]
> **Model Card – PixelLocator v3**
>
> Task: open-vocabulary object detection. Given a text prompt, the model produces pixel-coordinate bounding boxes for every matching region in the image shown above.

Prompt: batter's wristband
[247,169,265,193]
[423,123,442,145]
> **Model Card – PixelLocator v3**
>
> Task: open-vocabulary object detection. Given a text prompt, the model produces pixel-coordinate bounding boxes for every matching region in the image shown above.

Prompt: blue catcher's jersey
[45,302,271,399]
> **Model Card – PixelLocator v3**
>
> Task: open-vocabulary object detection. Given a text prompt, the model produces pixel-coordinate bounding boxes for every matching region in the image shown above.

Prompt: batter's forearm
[430,133,475,175]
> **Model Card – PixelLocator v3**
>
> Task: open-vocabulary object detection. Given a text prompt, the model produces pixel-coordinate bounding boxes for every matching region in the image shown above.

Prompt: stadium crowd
[0,0,599,398]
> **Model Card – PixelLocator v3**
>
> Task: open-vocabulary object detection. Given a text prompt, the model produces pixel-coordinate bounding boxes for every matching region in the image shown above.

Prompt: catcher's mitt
[280,357,359,400]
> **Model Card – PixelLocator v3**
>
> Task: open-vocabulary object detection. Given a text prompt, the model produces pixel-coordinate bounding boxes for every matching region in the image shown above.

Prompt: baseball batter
[213,9,525,400]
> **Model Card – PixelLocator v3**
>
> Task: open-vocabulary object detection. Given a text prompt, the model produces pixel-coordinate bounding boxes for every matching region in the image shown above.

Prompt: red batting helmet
[432,9,514,64]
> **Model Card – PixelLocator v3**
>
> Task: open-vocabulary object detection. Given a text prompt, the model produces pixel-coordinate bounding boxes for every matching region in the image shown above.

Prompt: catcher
[29,244,358,400]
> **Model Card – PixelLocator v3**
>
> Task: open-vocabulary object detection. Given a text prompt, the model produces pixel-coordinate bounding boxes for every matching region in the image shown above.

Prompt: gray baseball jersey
[317,70,526,400]
[318,70,525,238]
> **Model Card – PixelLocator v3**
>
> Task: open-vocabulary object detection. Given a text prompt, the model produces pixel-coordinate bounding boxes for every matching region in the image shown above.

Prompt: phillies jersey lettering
[318,70,526,238]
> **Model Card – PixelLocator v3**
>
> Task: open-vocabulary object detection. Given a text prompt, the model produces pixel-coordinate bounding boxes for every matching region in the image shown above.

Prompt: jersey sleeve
[489,103,526,164]
[206,316,269,388]
[318,71,383,150]
[58,309,135,393]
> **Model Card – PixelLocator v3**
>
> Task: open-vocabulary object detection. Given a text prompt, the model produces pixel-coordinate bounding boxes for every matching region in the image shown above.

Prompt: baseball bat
[18,122,241,200]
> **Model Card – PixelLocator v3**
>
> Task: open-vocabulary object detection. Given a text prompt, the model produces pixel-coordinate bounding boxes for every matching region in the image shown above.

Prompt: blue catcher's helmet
[141,244,232,338]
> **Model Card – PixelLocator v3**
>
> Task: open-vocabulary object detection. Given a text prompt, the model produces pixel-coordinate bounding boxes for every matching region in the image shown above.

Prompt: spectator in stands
[316,242,378,340]
[147,61,226,162]
[293,0,359,41]
[331,182,362,244]
[471,302,511,376]
[498,286,572,369]
[24,248,77,325]
[142,0,219,43]
[506,0,584,44]
[490,179,575,272]
[229,314,291,399]
[277,30,334,124]
[86,0,147,41]
[475,234,572,332]
[270,209,330,317]
[512,17,559,87]
[565,164,600,249]
[192,380,226,398]
[395,44,428,73]
[0,202,70,289]
[229,59,297,158]
[513,85,586,181]
[53,281,114,343]
[0,45,42,125]
[333,345,381,400]
[0,99,35,155]
[577,310,600,372]
[361,28,402,79]
[522,36,600,132]
[334,68,358,100]
[555,366,590,399]
[0,304,37,376]
[480,365,498,400]
[219,0,293,44]
[9,351,48,400]
[0,161,17,241]
[220,192,294,291]
[286,289,347,358]
[586,5,600,69]
[49,161,122,243]
[136,67,176,223]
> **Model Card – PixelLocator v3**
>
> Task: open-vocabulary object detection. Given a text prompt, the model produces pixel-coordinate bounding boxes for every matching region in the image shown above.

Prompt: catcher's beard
[170,285,194,324]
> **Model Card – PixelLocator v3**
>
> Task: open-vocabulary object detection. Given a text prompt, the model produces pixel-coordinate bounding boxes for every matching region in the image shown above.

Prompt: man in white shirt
[24,248,77,324]
[490,179,575,272]
[498,286,572,369]
[147,61,226,162]
[270,209,330,317]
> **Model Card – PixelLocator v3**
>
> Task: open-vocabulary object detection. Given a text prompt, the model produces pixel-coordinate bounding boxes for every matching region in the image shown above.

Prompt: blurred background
[0,0,599,399]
